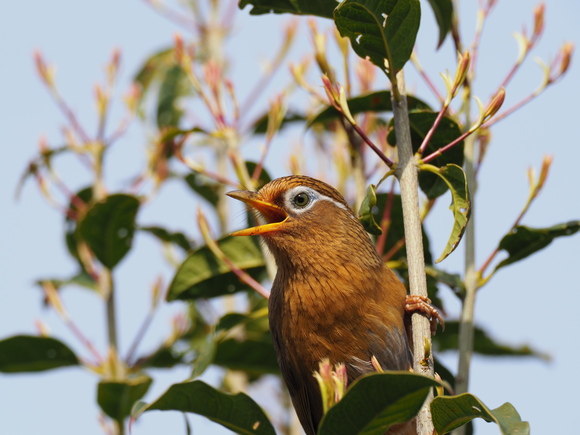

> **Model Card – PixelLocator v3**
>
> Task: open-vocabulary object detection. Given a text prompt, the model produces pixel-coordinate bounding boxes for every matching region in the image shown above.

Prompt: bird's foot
[405,295,445,335]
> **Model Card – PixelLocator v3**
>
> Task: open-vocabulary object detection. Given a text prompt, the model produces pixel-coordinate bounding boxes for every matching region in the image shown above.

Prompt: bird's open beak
[226,190,288,236]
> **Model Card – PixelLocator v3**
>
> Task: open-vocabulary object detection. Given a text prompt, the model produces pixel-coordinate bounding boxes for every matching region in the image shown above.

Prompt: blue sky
[1,1,579,434]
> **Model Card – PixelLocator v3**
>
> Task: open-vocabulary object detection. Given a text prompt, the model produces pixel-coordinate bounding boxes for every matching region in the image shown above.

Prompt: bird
[227,175,441,435]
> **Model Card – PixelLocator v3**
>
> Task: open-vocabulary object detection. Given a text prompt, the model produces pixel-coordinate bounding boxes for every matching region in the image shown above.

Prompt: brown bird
[227,175,441,435]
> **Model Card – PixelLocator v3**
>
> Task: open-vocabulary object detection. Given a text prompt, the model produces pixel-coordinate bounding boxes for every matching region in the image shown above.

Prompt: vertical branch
[391,70,434,435]
[455,137,477,389]
[102,268,119,357]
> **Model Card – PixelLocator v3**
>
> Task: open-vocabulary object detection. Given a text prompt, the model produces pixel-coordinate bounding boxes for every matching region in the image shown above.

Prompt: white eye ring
[284,187,317,213]
[283,186,349,214]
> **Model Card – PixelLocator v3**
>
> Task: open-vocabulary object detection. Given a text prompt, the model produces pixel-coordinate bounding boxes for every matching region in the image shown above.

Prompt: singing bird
[227,176,440,435]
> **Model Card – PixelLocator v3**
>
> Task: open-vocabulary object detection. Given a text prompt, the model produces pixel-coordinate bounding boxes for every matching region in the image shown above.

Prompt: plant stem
[453,121,477,435]
[391,70,434,435]
[103,268,119,358]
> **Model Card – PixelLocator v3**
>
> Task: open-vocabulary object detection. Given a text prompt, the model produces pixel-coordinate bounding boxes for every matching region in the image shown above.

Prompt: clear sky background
[1,1,579,434]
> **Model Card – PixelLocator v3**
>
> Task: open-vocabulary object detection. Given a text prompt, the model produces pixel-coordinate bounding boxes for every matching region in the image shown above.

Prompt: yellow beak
[226,190,289,236]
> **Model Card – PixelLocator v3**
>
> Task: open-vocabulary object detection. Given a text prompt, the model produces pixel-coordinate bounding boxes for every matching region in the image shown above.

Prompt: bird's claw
[405,295,445,335]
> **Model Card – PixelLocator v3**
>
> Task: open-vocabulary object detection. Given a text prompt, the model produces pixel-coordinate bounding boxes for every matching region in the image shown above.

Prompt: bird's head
[227,176,380,267]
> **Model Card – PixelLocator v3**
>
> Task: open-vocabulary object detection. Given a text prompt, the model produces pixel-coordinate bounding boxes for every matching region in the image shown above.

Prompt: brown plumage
[227,176,426,435]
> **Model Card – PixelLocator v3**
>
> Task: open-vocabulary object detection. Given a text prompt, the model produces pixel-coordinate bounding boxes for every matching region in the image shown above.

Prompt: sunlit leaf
[419,164,470,262]
[167,236,266,301]
[133,380,276,435]
[318,372,439,434]
[431,393,529,435]
[494,221,580,272]
[0,335,79,373]
[77,194,141,269]
[358,184,382,235]
[98,376,152,422]
[239,0,338,19]
[432,321,550,361]
[335,0,421,73]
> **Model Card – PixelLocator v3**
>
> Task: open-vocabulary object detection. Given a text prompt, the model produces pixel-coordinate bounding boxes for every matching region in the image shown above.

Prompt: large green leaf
[214,338,279,376]
[167,236,267,301]
[310,91,431,126]
[419,164,470,263]
[98,376,152,422]
[133,380,276,435]
[494,221,580,272]
[238,0,338,18]
[334,0,421,73]
[431,393,529,435]
[0,335,79,373]
[318,372,439,434]
[387,111,464,198]
[77,194,141,269]
[432,321,550,360]
[426,0,453,48]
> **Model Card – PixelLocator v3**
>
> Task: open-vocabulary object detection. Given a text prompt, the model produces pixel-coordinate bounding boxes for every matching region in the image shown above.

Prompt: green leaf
[244,161,273,188]
[318,372,439,434]
[367,192,441,306]
[77,194,140,269]
[334,0,421,73]
[387,111,464,198]
[184,173,222,206]
[420,164,470,262]
[156,64,191,128]
[424,266,465,300]
[431,393,529,435]
[426,0,453,48]
[0,335,79,373]
[358,184,383,235]
[98,375,153,422]
[310,91,431,126]
[65,186,93,268]
[252,111,307,134]
[134,47,175,100]
[214,338,279,376]
[494,221,580,272]
[238,0,338,19]
[432,321,550,360]
[167,236,267,301]
[133,380,276,435]
[140,225,193,252]
[36,270,98,293]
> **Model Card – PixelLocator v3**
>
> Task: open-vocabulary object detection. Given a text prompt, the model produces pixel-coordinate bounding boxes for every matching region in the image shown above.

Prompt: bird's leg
[405,295,445,335]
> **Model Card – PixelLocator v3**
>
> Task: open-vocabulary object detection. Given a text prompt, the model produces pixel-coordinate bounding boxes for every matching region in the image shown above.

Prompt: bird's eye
[292,192,311,208]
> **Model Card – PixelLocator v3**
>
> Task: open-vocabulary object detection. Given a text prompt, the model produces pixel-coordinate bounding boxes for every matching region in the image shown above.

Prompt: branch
[391,70,434,435]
